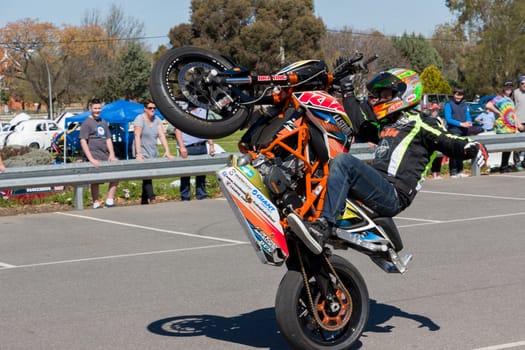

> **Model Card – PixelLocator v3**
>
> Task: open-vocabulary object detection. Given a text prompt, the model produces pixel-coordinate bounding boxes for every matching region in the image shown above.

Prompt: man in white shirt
[513,76,525,167]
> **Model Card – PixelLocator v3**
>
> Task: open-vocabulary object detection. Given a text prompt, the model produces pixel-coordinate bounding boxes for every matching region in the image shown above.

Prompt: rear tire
[29,142,40,149]
[150,46,249,139]
[275,254,369,350]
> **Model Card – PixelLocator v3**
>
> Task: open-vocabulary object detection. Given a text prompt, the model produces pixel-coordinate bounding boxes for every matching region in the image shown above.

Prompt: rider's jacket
[358,109,472,211]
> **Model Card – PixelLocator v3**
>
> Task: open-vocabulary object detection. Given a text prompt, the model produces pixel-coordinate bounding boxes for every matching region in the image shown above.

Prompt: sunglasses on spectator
[146,106,156,110]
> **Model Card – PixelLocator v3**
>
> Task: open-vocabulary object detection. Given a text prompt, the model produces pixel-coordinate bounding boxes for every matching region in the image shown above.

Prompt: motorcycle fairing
[217,158,288,265]
[293,91,352,158]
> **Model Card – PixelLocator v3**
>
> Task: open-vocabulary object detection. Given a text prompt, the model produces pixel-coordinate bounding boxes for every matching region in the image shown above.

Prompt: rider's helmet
[366,68,423,120]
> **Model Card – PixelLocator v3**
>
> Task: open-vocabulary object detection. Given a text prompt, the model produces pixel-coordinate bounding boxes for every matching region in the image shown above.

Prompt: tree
[0,4,147,112]
[82,3,146,53]
[420,65,452,94]
[430,23,470,89]
[167,0,325,72]
[99,41,151,101]
[392,33,443,73]
[320,29,410,97]
[446,0,525,95]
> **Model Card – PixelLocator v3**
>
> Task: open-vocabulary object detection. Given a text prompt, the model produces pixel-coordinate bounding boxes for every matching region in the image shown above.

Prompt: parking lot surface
[1,172,525,350]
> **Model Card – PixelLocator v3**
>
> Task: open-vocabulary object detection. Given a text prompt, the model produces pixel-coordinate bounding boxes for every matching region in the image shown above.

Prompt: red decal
[296,92,345,113]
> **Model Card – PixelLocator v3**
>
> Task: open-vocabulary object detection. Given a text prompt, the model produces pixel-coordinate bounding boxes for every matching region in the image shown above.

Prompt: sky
[1,0,456,49]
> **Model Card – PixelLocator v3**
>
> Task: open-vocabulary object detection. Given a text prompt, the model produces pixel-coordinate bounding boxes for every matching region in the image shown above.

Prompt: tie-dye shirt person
[490,95,519,133]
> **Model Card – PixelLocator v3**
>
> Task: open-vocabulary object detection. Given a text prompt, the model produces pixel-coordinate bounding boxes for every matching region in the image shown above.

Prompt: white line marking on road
[395,216,443,223]
[398,211,525,228]
[472,341,525,350]
[0,261,16,268]
[55,212,247,244]
[0,243,244,270]
[421,190,525,201]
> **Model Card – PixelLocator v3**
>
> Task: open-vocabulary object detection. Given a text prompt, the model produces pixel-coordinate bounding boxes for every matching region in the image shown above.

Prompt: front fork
[287,243,338,306]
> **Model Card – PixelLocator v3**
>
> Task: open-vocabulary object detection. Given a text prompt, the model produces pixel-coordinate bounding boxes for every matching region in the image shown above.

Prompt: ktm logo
[380,128,399,138]
[296,92,345,113]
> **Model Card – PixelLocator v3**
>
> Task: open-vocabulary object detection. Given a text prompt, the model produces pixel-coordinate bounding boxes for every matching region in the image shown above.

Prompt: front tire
[150,46,249,139]
[275,255,369,350]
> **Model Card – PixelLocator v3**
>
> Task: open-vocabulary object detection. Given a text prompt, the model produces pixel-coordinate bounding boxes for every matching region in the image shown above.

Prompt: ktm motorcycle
[150,46,412,349]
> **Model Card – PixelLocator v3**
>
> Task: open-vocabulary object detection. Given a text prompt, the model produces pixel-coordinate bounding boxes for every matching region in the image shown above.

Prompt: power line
[0,35,169,47]
[326,28,467,44]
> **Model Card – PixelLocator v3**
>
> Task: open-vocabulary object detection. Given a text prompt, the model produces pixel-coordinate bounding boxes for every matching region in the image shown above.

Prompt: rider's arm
[356,120,380,144]
[422,117,470,159]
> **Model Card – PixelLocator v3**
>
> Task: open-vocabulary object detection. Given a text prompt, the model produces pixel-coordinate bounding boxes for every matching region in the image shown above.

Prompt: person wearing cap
[444,86,472,178]
[486,81,524,172]
[513,75,525,168]
[428,103,444,179]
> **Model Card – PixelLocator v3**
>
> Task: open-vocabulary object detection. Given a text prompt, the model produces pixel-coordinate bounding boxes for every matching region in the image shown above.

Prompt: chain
[296,244,353,332]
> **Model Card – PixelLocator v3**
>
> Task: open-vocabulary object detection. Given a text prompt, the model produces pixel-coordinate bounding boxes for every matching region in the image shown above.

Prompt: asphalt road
[1,172,525,350]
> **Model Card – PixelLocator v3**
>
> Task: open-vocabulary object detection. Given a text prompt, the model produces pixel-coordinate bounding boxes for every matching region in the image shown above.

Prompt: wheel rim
[315,288,352,331]
[163,55,244,123]
[297,273,363,344]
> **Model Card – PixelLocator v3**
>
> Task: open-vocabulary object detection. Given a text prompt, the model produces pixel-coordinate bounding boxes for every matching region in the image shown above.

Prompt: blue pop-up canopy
[65,100,164,160]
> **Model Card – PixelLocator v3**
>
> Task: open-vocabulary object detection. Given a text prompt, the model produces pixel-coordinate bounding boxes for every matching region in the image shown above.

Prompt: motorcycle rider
[289,68,488,256]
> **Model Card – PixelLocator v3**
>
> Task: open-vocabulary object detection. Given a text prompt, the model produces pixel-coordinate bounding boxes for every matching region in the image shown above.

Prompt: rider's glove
[464,141,488,168]
[338,76,354,94]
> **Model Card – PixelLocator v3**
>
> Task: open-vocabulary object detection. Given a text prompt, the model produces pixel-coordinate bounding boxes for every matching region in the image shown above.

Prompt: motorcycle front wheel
[150,46,250,139]
[275,254,369,350]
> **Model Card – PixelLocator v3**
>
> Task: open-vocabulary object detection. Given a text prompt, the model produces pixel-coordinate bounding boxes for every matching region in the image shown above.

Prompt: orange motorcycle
[151,47,409,349]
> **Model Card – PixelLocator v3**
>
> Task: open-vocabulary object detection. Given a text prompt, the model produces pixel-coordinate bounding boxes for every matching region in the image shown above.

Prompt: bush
[1,146,54,167]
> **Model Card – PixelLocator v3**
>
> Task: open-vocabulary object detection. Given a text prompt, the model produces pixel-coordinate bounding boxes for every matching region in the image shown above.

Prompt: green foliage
[392,33,443,72]
[420,65,452,94]
[99,41,152,101]
[446,0,525,95]
[0,89,9,105]
[168,0,325,72]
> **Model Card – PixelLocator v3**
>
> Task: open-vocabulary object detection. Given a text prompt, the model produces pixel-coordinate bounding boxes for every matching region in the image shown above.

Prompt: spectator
[134,99,175,205]
[79,98,119,208]
[486,81,524,172]
[474,107,496,134]
[174,108,215,201]
[0,154,5,173]
[444,86,472,178]
[428,103,444,179]
[513,75,525,168]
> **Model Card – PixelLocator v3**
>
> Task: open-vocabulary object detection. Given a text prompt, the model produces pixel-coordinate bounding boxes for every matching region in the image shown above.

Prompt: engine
[252,154,305,213]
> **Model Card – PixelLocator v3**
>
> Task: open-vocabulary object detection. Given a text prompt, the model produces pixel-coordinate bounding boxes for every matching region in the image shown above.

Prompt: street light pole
[42,58,53,120]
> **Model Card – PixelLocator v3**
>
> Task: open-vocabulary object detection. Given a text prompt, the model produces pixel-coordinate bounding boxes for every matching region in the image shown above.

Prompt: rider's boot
[287,213,333,255]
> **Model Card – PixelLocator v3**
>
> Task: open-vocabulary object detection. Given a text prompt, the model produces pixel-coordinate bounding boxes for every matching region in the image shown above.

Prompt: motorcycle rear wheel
[150,46,250,139]
[275,254,369,350]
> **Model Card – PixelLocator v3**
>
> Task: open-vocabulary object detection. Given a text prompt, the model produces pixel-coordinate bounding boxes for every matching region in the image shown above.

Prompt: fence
[1,133,525,210]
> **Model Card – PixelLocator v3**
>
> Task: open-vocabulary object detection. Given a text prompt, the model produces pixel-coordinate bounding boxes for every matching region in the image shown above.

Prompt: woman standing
[134,99,175,204]
[486,81,524,172]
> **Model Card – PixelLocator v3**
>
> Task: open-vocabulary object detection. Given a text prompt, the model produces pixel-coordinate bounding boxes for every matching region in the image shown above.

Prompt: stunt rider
[289,68,488,257]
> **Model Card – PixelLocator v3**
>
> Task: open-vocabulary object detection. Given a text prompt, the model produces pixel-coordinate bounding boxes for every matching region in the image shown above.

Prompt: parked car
[4,119,62,150]
[467,101,484,120]
[420,93,453,116]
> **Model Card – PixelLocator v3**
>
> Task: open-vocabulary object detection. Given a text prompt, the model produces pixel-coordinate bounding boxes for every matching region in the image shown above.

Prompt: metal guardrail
[1,133,524,210]
[0,153,234,209]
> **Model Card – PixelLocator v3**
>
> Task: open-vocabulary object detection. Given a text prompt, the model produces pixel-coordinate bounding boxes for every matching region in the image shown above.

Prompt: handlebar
[208,53,378,106]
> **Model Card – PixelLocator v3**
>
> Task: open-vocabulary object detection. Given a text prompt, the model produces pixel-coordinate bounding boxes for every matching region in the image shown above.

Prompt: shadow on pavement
[147,300,439,349]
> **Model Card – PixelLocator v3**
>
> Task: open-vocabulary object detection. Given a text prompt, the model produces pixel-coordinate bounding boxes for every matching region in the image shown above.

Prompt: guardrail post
[73,185,84,210]
[470,159,481,176]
